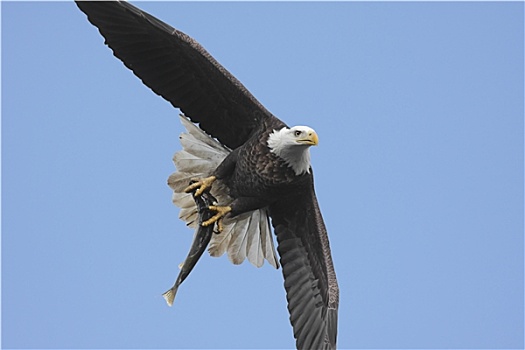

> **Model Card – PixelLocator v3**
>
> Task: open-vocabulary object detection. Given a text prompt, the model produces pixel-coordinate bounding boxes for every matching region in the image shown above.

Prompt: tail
[168,115,279,269]
[162,285,179,307]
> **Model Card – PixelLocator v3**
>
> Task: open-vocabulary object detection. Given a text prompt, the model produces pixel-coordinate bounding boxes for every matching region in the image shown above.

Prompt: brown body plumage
[219,121,310,210]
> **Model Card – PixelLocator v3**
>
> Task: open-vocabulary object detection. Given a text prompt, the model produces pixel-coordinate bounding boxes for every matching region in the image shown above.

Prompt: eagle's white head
[267,126,319,176]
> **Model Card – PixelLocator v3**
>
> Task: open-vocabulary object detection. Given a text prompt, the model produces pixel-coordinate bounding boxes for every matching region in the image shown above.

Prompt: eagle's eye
[294,130,302,137]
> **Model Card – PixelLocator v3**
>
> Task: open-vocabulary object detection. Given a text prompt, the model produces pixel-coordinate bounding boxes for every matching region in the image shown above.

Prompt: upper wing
[270,174,339,350]
[75,1,278,149]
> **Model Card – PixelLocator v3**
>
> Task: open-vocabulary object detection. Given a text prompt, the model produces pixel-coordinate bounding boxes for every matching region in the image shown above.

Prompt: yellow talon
[202,205,232,232]
[184,176,216,196]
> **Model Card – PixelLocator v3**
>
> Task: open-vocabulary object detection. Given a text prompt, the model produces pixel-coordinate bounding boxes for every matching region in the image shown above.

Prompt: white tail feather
[170,115,279,269]
[245,210,264,268]
[227,213,251,265]
[208,220,233,257]
[259,215,279,268]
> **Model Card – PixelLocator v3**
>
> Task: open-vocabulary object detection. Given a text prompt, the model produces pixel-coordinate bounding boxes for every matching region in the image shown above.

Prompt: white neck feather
[267,128,312,176]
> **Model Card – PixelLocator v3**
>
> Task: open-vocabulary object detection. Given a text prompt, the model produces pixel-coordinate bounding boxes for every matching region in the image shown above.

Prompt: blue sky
[2,2,523,349]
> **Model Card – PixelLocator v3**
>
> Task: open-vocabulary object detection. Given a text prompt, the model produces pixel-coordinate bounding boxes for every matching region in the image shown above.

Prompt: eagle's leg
[184,176,216,197]
[202,205,232,232]
[186,148,238,197]
[204,196,270,232]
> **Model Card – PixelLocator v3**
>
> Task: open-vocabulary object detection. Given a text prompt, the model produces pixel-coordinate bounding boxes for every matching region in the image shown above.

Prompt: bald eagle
[76,1,339,349]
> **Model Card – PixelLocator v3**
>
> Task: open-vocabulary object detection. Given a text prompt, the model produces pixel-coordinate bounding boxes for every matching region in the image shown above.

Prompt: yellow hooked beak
[298,131,319,146]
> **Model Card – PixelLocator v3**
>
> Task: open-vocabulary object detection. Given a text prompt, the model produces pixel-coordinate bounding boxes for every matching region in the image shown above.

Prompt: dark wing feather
[75,0,278,149]
[270,174,339,350]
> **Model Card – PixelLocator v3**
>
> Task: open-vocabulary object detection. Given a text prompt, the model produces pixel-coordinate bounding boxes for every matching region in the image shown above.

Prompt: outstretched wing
[270,174,339,350]
[75,0,279,149]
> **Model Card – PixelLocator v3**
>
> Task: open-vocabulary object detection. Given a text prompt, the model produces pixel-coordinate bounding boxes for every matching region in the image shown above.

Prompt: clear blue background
[2,2,523,349]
